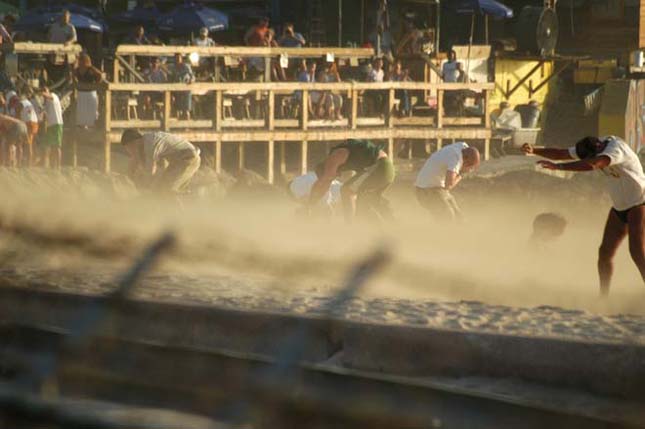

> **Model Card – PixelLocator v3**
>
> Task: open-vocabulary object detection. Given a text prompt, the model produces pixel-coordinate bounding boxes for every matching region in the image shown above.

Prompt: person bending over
[523,136,645,296]
[415,142,480,221]
[309,139,395,222]
[120,130,201,194]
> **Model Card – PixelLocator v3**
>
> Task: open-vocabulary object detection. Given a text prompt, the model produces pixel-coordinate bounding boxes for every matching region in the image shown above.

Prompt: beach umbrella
[156,2,228,36]
[15,10,105,33]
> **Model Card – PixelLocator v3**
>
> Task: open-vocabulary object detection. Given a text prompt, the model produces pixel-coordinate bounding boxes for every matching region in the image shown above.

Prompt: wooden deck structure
[100,80,494,182]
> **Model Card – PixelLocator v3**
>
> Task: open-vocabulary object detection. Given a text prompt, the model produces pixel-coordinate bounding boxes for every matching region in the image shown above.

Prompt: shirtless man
[309,139,395,222]
[415,142,480,221]
[120,130,201,194]
[524,136,645,295]
[0,113,28,167]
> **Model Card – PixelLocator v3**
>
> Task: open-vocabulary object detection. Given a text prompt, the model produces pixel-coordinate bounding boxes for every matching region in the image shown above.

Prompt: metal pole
[338,0,343,46]
[435,0,441,55]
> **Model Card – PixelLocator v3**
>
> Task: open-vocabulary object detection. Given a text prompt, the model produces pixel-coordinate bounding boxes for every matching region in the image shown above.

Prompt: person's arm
[522,143,574,160]
[444,170,462,190]
[295,33,306,45]
[309,149,348,206]
[66,26,77,45]
[537,155,611,172]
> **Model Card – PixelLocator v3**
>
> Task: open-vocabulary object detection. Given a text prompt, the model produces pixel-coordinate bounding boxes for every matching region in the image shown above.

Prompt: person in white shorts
[415,142,480,221]
[523,136,645,295]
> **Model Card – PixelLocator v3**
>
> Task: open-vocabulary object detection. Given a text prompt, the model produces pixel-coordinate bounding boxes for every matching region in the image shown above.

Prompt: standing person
[366,57,385,116]
[15,97,39,166]
[523,136,645,296]
[42,87,64,169]
[171,54,194,120]
[415,142,481,221]
[0,113,28,167]
[309,139,395,222]
[278,23,305,47]
[390,60,411,116]
[194,27,216,47]
[441,50,463,83]
[120,130,201,194]
[126,25,152,70]
[73,53,102,128]
[48,10,77,45]
[244,17,269,46]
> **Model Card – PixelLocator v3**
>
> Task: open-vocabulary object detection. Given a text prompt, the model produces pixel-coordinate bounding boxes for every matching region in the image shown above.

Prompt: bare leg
[627,205,645,284]
[598,209,628,296]
[43,147,51,168]
[53,147,62,170]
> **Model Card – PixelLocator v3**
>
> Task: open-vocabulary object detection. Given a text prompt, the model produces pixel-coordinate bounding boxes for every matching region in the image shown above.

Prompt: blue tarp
[156,2,228,36]
[15,9,105,33]
[455,0,514,19]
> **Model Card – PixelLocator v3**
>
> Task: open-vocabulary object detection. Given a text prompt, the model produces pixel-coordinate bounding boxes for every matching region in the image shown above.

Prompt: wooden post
[483,89,491,160]
[71,88,78,168]
[213,89,222,172]
[103,89,112,173]
[279,142,287,176]
[267,139,275,184]
[437,89,444,152]
[128,55,135,83]
[238,143,245,171]
[300,90,309,130]
[264,56,271,82]
[163,90,171,131]
[113,57,120,83]
[300,140,308,175]
[349,88,358,130]
[387,88,395,157]
[266,90,275,183]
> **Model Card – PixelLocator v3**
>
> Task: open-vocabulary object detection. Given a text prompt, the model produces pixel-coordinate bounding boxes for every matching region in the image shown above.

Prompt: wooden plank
[116,55,145,83]
[387,88,396,129]
[107,127,492,143]
[113,58,120,84]
[5,42,82,54]
[116,45,374,58]
[111,120,161,129]
[103,135,111,174]
[163,91,171,131]
[484,89,491,160]
[437,89,444,151]
[107,81,495,92]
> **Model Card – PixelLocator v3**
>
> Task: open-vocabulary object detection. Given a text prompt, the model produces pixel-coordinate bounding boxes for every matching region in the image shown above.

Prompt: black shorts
[612,203,645,224]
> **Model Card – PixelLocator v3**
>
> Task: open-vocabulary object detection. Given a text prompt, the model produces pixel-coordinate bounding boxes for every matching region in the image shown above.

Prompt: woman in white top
[524,136,645,296]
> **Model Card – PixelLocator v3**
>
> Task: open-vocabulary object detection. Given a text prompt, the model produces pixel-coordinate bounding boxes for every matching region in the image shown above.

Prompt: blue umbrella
[15,9,105,33]
[156,2,228,36]
[455,0,514,19]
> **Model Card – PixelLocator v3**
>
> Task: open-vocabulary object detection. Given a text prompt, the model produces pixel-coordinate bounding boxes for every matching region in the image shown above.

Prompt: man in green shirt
[309,139,395,222]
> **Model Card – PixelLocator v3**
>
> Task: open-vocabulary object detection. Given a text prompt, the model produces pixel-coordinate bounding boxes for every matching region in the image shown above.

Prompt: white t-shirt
[143,132,197,164]
[442,61,461,83]
[415,142,468,189]
[368,68,384,83]
[20,100,38,124]
[45,93,64,126]
[289,172,341,207]
[568,136,645,210]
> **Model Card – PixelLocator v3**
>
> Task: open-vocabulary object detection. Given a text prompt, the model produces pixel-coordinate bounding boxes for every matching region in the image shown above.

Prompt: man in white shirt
[367,57,385,116]
[524,136,645,295]
[415,142,480,220]
[121,130,201,194]
[42,87,64,169]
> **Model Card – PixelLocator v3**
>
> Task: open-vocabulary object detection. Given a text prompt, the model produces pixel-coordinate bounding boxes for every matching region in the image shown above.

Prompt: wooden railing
[1,42,83,55]
[99,80,494,182]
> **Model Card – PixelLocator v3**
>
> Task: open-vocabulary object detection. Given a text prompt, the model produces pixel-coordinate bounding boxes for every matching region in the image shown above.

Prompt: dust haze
[1,160,643,317]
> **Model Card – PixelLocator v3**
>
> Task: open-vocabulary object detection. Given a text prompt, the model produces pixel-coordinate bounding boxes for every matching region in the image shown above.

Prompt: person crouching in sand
[120,129,201,194]
[523,136,645,296]
[415,142,480,221]
[288,163,342,217]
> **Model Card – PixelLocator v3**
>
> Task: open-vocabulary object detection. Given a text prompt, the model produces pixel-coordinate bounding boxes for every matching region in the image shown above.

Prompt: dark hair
[121,129,143,145]
[574,136,604,159]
